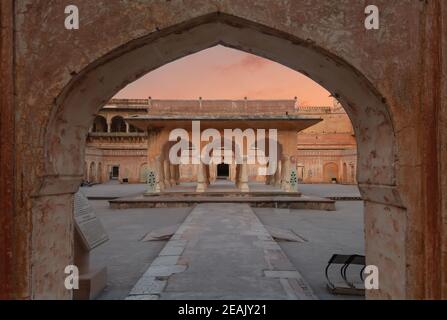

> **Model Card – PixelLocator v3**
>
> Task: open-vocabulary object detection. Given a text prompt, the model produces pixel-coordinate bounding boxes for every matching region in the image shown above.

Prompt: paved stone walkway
[126,203,316,300]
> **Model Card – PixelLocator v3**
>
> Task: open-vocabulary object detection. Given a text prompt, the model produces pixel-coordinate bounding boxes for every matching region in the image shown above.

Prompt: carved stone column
[164,160,171,188]
[170,164,176,186]
[274,160,282,187]
[235,164,241,189]
[155,156,165,192]
[174,165,181,184]
[210,164,217,183]
[281,156,291,192]
[196,162,207,193]
[205,164,211,185]
[239,157,250,193]
[265,174,273,185]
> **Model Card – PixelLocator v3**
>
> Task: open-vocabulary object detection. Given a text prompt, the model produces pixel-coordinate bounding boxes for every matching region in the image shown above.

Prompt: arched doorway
[323,162,339,183]
[38,14,403,299]
[217,163,230,179]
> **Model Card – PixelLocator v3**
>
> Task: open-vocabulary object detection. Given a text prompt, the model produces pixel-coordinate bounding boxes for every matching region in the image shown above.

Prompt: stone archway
[37,13,404,299]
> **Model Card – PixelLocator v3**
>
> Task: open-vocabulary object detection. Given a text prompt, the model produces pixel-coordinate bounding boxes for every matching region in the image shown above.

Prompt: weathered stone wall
[441,0,447,299]
[0,0,15,300]
[298,149,357,184]
[297,105,357,184]
[85,147,147,184]
[0,0,445,299]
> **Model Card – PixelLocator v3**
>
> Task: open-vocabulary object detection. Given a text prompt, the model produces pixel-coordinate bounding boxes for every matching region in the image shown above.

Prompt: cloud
[217,54,271,74]
[238,55,270,70]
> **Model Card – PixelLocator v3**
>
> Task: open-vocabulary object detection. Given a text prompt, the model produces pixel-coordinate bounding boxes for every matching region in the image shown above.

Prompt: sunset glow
[114,45,333,106]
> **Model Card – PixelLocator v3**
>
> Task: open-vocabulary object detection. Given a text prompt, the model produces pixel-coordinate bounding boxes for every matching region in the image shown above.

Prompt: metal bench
[325,254,366,296]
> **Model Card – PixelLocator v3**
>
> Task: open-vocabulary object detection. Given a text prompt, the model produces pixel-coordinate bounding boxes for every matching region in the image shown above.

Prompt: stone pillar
[174,165,181,184]
[170,164,176,186]
[210,164,217,183]
[239,157,250,193]
[281,156,291,192]
[107,121,111,133]
[205,164,211,185]
[229,165,235,182]
[196,162,207,193]
[235,164,241,188]
[164,160,171,188]
[265,174,273,185]
[155,156,165,192]
[274,161,282,187]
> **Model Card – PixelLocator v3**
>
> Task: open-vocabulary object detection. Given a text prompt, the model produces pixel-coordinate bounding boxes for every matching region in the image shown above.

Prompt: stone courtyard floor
[87,183,364,300]
[126,203,316,300]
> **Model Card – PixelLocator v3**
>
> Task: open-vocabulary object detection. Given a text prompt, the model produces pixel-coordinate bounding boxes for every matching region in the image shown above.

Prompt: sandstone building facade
[85,100,148,184]
[85,99,357,186]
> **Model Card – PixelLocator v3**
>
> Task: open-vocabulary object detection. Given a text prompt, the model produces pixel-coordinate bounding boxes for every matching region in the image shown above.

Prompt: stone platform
[109,193,335,211]
[126,203,316,300]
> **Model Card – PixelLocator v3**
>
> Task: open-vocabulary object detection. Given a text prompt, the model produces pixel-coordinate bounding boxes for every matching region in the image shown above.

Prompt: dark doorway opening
[217,163,230,179]
[111,166,120,180]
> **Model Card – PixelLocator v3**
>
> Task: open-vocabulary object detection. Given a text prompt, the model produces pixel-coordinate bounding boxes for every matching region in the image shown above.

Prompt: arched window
[111,116,127,133]
[92,115,108,133]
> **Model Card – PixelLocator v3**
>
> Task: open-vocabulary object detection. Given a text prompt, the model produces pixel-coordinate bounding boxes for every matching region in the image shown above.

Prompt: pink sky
[114,45,333,106]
